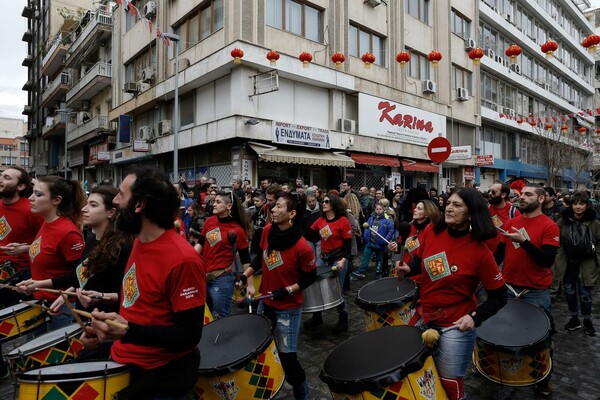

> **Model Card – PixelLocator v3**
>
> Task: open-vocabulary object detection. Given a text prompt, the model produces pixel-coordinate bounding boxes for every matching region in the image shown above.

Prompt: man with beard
[494,185,559,397]
[88,167,206,399]
[486,182,520,253]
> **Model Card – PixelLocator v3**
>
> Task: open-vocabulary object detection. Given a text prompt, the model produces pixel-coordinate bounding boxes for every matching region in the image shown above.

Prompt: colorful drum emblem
[0,301,46,343]
[320,326,448,399]
[18,361,130,400]
[0,260,16,282]
[473,298,552,386]
[356,277,418,331]
[195,314,285,399]
[204,305,214,325]
[233,273,262,300]
[7,323,83,374]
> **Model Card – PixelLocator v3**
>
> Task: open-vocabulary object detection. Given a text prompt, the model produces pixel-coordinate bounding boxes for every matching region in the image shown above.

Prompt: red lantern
[299,51,313,68]
[544,123,553,131]
[266,50,280,66]
[529,121,537,127]
[540,40,558,58]
[505,44,522,64]
[331,52,345,70]
[561,125,569,134]
[595,128,600,135]
[468,48,485,65]
[231,48,244,64]
[396,51,411,68]
[579,127,587,134]
[361,52,376,69]
[428,50,442,67]
[517,118,523,125]
[582,34,600,53]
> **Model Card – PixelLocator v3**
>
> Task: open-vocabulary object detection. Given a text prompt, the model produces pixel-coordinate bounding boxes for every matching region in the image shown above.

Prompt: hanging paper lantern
[331,52,345,70]
[504,44,522,64]
[544,123,553,131]
[299,51,313,68]
[266,50,280,66]
[468,48,485,65]
[596,128,600,136]
[428,50,443,67]
[396,51,411,68]
[582,34,600,53]
[230,48,244,64]
[561,125,569,134]
[361,52,376,69]
[517,118,523,125]
[540,40,558,58]
[579,127,587,134]
[529,121,537,127]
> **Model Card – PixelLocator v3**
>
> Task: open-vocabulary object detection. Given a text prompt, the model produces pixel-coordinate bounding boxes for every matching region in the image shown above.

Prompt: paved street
[1,262,598,400]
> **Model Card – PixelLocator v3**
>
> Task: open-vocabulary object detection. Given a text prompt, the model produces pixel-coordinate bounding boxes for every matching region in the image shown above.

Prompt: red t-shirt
[413,225,505,326]
[29,217,84,301]
[311,216,352,255]
[485,203,521,253]
[0,197,44,269]
[201,216,248,272]
[501,214,559,290]
[112,230,206,369]
[259,224,316,310]
[401,223,429,285]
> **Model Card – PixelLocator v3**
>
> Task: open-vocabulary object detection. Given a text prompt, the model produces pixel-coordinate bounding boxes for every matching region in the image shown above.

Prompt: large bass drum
[302,264,343,313]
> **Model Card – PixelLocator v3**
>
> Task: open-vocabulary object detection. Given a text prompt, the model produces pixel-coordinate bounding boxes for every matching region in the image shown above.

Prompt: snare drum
[18,361,130,400]
[320,326,448,399]
[233,273,262,300]
[195,314,285,400]
[356,277,418,331]
[302,264,343,313]
[7,323,83,374]
[0,301,46,343]
[204,305,214,325]
[473,298,552,386]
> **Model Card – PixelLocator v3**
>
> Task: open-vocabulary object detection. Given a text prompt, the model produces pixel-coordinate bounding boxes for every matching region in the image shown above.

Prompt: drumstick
[253,293,274,301]
[20,300,53,311]
[248,294,252,314]
[369,227,390,245]
[35,287,77,296]
[72,309,129,331]
[422,324,460,348]
[0,282,19,291]
[62,293,87,332]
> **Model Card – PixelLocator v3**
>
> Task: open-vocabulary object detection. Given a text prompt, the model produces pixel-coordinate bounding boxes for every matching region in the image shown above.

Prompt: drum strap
[505,284,530,298]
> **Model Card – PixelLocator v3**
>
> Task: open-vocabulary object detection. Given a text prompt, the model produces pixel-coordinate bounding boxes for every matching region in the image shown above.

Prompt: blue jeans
[564,273,592,318]
[506,287,554,331]
[358,246,383,275]
[206,272,234,319]
[432,325,477,379]
[257,304,302,353]
[308,241,323,267]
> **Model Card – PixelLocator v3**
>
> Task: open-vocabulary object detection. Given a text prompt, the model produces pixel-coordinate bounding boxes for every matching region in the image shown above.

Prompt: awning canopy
[249,142,355,168]
[401,159,439,173]
[351,152,400,167]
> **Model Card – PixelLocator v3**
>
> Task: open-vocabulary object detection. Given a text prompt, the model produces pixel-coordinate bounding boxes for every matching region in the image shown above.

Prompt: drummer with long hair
[238,193,316,399]
[395,188,507,400]
[198,191,252,318]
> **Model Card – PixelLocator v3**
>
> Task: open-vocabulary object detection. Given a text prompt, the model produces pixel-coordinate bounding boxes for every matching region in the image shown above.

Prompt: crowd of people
[0,167,598,399]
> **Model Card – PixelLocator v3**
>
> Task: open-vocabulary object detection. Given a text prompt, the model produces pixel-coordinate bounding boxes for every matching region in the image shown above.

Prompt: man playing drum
[88,167,206,399]
[495,184,560,397]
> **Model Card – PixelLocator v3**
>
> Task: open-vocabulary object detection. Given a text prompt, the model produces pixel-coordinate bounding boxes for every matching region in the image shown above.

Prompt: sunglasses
[323,199,330,204]
[488,190,497,195]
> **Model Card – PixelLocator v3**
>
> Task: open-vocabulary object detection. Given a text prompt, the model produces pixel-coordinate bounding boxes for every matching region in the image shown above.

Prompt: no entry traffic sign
[427,137,452,163]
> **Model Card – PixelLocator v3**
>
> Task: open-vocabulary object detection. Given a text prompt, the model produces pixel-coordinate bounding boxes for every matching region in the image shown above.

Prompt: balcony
[22,55,33,67]
[22,81,33,91]
[67,115,116,148]
[65,62,111,108]
[41,72,72,107]
[22,105,32,115]
[41,34,68,76]
[22,4,34,18]
[65,10,113,68]
[42,112,70,140]
[22,30,33,42]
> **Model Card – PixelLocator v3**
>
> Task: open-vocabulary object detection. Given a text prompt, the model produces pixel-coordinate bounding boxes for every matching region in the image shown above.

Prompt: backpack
[563,221,595,259]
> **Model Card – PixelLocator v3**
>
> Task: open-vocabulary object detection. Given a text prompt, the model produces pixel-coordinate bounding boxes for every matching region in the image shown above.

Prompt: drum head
[0,302,35,318]
[198,314,272,376]
[19,361,128,381]
[320,326,429,394]
[7,323,81,357]
[477,298,550,348]
[356,278,416,311]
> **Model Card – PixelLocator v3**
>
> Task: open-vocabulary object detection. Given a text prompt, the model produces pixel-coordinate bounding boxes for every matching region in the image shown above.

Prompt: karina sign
[358,93,446,146]
[272,121,331,149]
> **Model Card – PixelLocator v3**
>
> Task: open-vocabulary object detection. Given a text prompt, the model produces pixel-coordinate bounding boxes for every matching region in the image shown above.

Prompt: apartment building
[0,118,29,170]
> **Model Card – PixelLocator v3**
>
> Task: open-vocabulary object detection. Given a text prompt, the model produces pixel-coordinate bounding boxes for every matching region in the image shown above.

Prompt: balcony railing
[42,111,70,137]
[66,115,114,144]
[66,62,111,103]
[67,10,112,62]
[41,72,72,105]
[42,33,63,66]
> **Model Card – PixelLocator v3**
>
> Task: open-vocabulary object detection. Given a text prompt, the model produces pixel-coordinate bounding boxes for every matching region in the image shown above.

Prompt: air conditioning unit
[494,55,504,65]
[139,82,151,92]
[503,58,510,68]
[81,100,90,111]
[464,38,476,51]
[158,120,172,136]
[457,88,469,101]
[502,107,515,117]
[339,118,356,133]
[502,13,511,23]
[509,64,521,74]
[364,0,382,7]
[143,1,156,18]
[141,68,154,83]
[138,126,154,141]
[485,49,495,59]
[423,80,437,94]
[543,83,550,91]
[123,81,140,94]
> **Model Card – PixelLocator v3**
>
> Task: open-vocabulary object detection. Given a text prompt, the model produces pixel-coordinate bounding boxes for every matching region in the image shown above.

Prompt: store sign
[69,148,84,167]
[89,142,110,165]
[272,121,331,149]
[133,140,150,152]
[448,146,472,161]
[476,155,495,166]
[464,166,475,180]
[358,93,446,146]
[242,159,254,183]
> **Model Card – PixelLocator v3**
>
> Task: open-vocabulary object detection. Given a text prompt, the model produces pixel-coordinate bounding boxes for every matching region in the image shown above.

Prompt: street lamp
[163,33,180,182]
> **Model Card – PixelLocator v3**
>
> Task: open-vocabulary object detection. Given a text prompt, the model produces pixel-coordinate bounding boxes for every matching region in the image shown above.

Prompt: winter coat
[555,208,600,287]
[346,210,361,256]
[363,212,395,250]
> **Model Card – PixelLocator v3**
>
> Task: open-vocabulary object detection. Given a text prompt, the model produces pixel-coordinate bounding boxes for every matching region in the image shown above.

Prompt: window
[125,45,156,82]
[21,157,29,167]
[405,0,429,24]
[266,0,323,42]
[180,91,194,128]
[177,0,224,52]
[349,24,385,66]
[20,142,29,152]
[125,0,155,32]
[451,9,470,39]
[452,64,472,92]
[407,50,429,80]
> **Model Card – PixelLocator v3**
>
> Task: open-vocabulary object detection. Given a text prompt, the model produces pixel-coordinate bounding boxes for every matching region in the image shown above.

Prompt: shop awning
[351,152,400,167]
[401,159,439,173]
[249,142,355,168]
